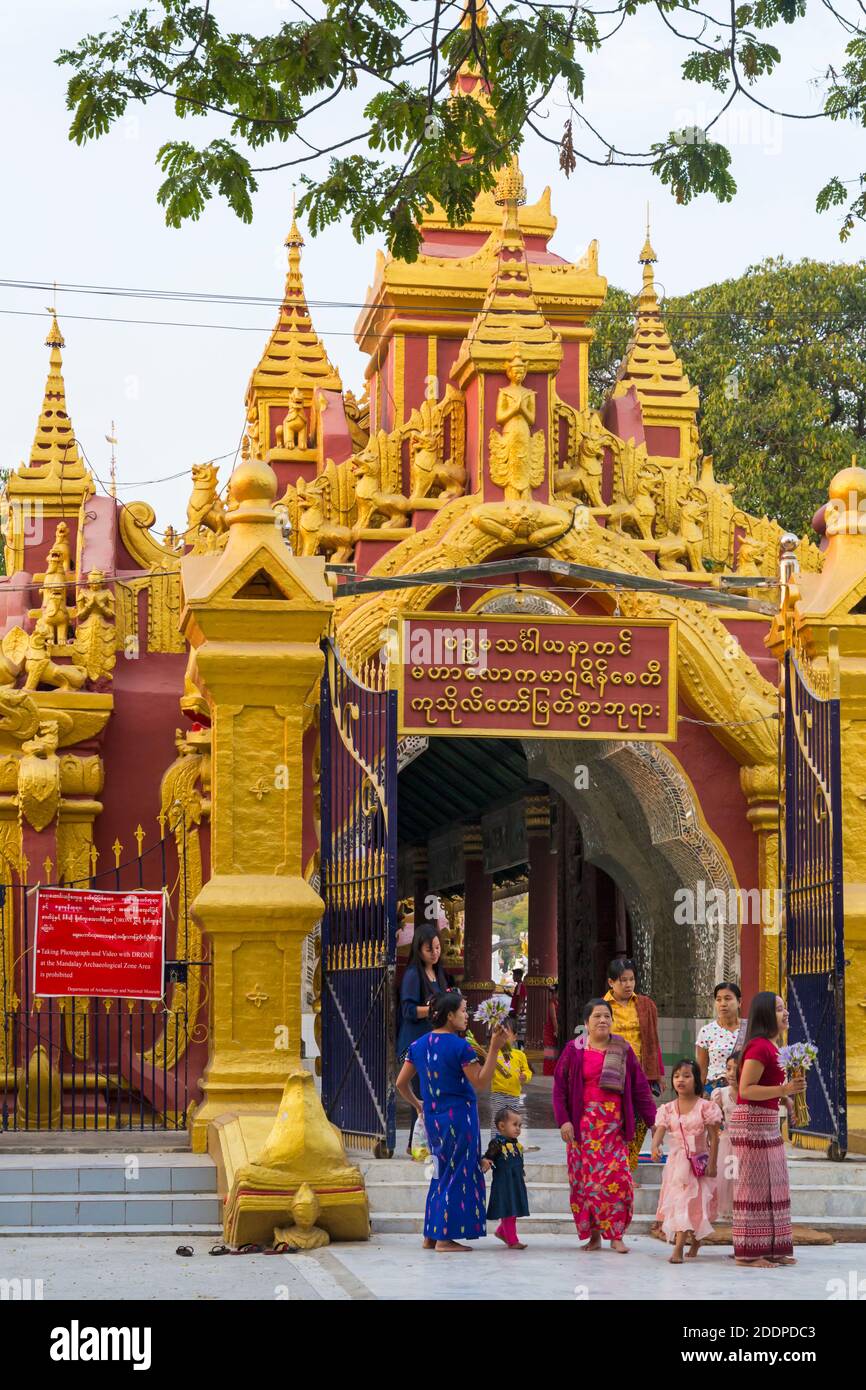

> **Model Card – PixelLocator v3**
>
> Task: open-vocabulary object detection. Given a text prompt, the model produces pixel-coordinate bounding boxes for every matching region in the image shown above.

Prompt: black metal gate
[784,649,847,1157]
[1,827,209,1131]
[320,639,398,1155]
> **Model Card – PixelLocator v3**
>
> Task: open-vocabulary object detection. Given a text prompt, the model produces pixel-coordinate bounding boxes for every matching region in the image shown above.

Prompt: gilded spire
[611,231,698,412]
[18,313,89,482]
[453,162,562,378]
[247,214,342,405]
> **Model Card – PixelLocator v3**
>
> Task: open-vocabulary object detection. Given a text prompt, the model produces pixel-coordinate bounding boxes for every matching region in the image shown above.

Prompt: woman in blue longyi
[396,991,506,1253]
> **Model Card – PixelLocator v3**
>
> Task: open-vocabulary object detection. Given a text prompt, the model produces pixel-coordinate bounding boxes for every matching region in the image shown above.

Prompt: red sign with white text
[397,612,677,741]
[33,888,166,999]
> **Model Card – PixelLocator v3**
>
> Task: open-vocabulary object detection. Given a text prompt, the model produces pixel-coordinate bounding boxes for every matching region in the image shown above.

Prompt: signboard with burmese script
[395,612,677,741]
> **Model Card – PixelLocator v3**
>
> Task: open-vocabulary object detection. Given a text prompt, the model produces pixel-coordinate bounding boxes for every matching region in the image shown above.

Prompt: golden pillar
[181,452,367,1240]
[740,764,782,995]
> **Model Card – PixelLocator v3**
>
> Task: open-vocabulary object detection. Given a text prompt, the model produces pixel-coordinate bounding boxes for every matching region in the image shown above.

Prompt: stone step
[370,1211,866,1237]
[0,1154,217,1196]
[361,1156,866,1187]
[0,1191,222,1227]
[0,1224,223,1238]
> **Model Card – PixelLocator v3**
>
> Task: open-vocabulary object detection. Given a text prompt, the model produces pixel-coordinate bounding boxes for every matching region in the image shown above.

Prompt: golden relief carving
[352,429,412,531]
[73,570,117,680]
[407,382,466,504]
[141,730,207,1071]
[17,719,62,831]
[488,353,546,500]
[23,621,86,692]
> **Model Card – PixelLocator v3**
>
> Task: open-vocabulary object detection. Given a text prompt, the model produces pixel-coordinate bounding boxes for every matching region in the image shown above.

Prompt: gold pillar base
[220,1065,369,1245]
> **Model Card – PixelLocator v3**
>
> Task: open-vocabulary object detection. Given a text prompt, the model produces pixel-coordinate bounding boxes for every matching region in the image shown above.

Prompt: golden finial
[20,853,30,881]
[639,204,657,266]
[157,809,167,838]
[45,310,65,350]
[43,856,53,883]
[90,844,99,875]
[106,422,118,498]
[134,824,146,857]
[113,838,123,869]
[493,155,526,209]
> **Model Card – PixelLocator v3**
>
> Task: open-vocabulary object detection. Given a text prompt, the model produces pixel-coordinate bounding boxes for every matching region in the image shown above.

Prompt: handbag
[677,1103,709,1179]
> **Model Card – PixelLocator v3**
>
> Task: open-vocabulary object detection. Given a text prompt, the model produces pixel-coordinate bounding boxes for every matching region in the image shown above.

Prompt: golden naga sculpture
[488,353,546,500]
[73,569,117,682]
[186,462,228,536]
[23,620,86,692]
[38,540,73,645]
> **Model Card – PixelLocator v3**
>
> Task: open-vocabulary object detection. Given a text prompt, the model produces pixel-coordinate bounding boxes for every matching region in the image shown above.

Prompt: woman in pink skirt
[651,1058,722,1263]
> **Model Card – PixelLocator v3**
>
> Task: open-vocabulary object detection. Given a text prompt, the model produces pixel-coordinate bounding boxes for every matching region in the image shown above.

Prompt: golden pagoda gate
[1,822,208,1132]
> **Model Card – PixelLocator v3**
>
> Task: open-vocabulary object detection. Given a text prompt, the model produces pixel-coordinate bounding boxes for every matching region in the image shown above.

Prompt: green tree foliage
[57,0,866,259]
[588,258,866,535]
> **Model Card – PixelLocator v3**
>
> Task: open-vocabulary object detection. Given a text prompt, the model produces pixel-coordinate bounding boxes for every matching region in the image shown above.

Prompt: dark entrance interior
[397,735,633,1048]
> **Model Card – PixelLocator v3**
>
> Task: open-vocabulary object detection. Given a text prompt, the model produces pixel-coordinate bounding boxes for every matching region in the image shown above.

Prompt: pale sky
[1,0,861,535]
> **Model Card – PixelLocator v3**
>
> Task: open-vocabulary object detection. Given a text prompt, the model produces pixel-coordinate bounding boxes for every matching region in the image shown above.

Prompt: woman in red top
[729,992,806,1268]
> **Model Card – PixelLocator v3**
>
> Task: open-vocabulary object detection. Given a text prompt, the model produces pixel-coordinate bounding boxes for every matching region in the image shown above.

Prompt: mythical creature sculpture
[276,387,309,451]
[488,353,546,501]
[554,412,608,508]
[734,532,767,576]
[407,384,466,503]
[17,718,62,830]
[679,489,709,572]
[343,389,370,454]
[23,620,86,692]
[186,462,227,536]
[52,521,72,576]
[608,467,660,542]
[293,476,354,561]
[73,569,116,682]
[352,431,411,532]
[472,500,574,548]
[38,542,73,645]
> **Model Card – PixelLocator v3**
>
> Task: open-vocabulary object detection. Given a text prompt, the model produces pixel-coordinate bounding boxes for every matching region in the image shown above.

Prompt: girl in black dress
[482,1104,530,1250]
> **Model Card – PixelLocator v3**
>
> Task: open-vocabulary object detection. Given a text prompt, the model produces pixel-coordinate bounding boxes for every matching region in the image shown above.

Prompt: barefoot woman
[396,991,505,1253]
[730,991,805,1268]
[553,998,657,1253]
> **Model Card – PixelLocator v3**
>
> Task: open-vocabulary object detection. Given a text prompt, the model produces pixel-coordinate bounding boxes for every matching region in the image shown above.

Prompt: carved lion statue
[187,463,228,536]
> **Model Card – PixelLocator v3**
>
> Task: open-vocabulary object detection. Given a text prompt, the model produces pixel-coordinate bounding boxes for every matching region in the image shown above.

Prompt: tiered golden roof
[453,162,563,379]
[247,217,342,404]
[612,231,699,416]
[15,316,90,486]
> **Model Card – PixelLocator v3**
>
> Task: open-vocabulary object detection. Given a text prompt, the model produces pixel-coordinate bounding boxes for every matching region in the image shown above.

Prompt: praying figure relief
[488,353,546,501]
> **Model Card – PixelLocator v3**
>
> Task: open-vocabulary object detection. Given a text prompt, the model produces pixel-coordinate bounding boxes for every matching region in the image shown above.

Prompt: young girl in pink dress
[651,1058,722,1263]
[715,1054,739,1223]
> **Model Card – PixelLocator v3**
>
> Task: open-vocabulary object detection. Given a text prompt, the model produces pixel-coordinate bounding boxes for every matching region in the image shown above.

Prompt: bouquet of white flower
[473,994,511,1031]
[778,1041,818,1128]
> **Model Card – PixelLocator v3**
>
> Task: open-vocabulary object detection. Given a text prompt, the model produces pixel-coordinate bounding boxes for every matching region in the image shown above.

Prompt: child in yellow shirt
[489,1015,533,1143]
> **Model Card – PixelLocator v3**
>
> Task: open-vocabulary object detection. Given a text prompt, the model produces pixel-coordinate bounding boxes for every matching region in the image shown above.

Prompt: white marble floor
[2,1233,864,1300]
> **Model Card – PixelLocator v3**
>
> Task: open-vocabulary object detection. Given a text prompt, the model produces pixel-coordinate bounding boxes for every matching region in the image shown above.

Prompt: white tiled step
[0,1224,223,1237]
[0,1192,222,1226]
[0,1153,217,1196]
